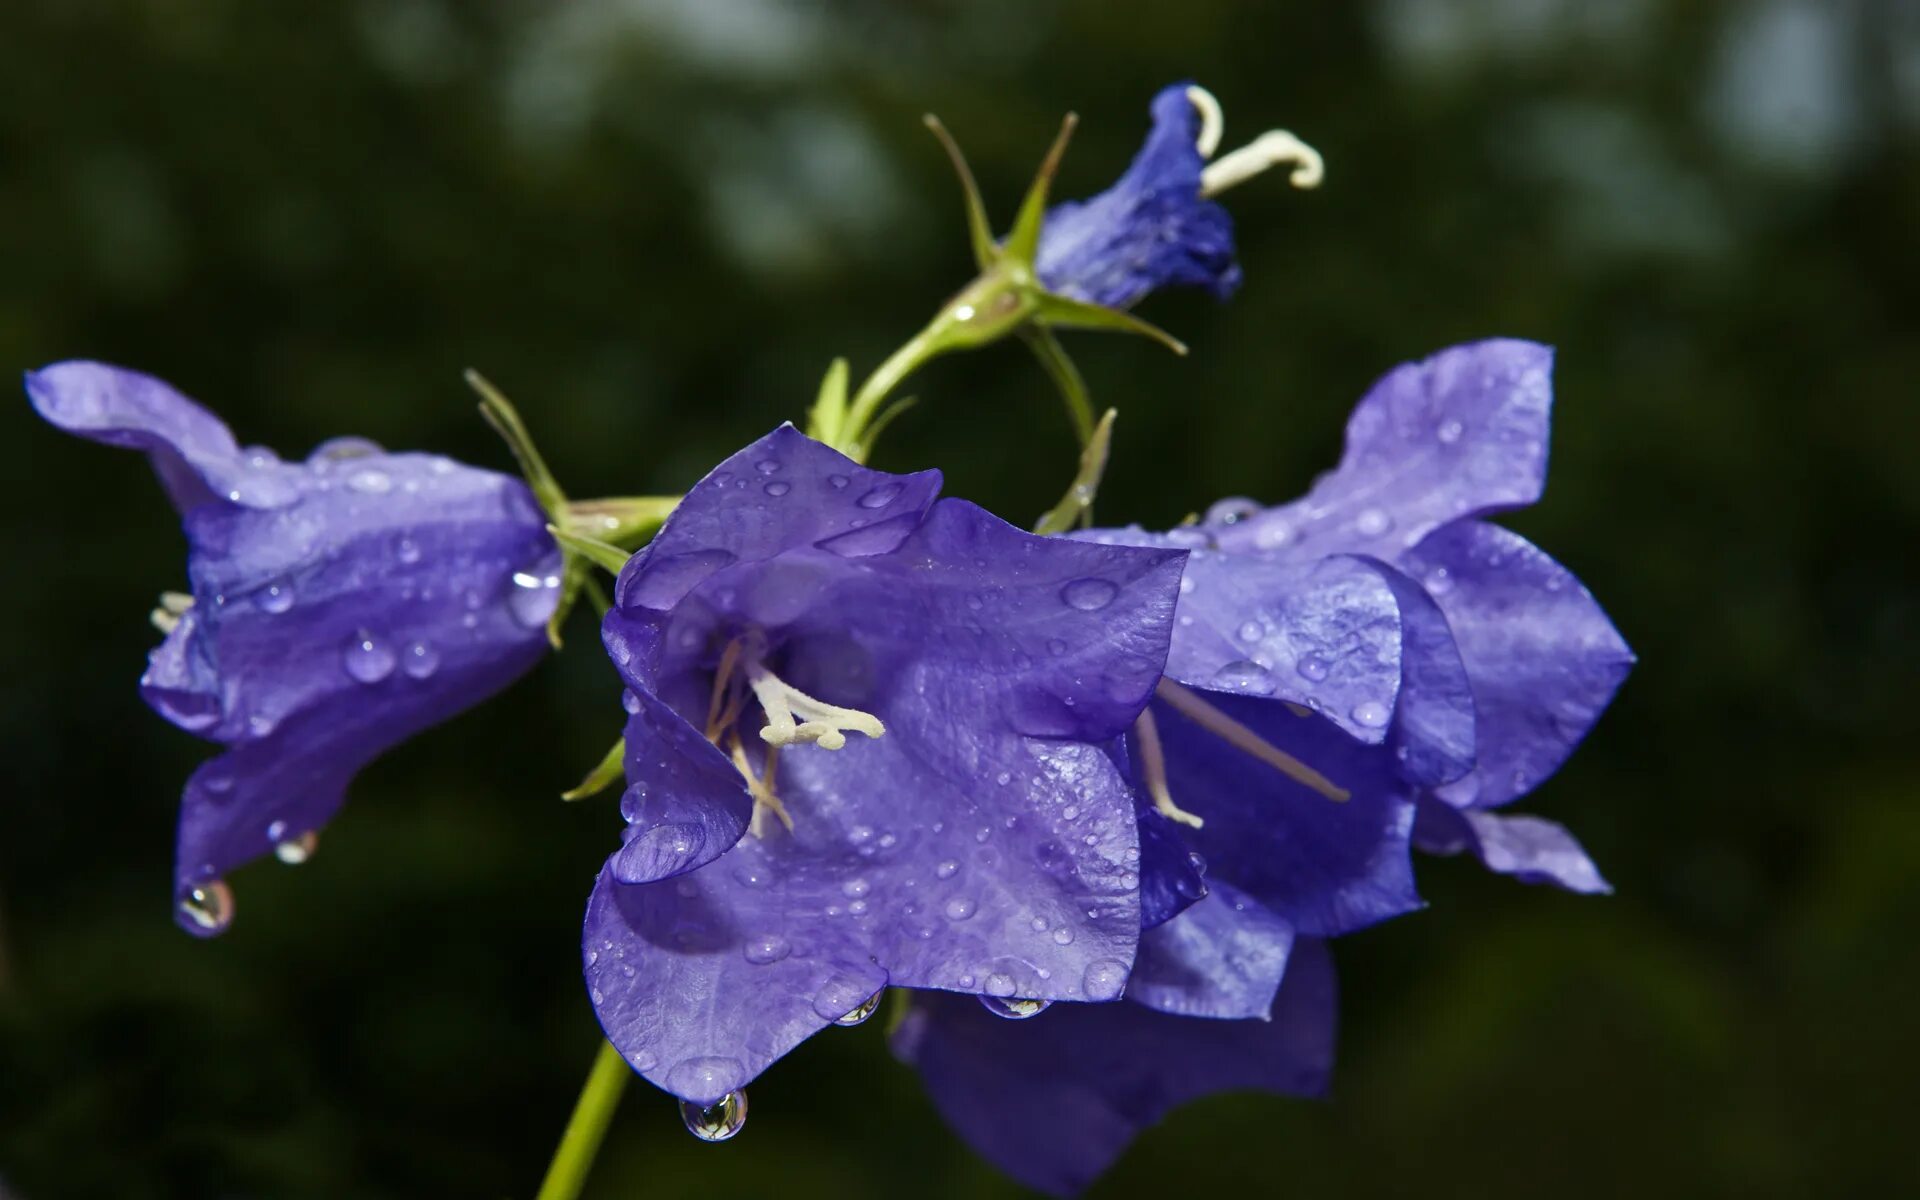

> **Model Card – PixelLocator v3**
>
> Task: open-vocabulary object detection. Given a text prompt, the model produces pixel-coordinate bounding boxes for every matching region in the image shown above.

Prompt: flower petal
[1134,807,1208,930]
[1036,83,1240,310]
[1212,340,1554,560]
[25,361,302,512]
[1414,798,1610,894]
[610,684,753,884]
[1364,557,1477,786]
[1402,521,1633,809]
[1126,883,1295,1020]
[894,938,1336,1197]
[1153,691,1421,936]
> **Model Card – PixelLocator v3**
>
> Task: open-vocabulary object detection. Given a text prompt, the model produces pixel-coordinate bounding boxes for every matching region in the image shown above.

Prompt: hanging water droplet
[980,995,1051,1020]
[680,1091,748,1142]
[509,562,563,628]
[179,880,234,932]
[741,933,791,965]
[1060,578,1119,611]
[259,581,295,614]
[344,631,396,683]
[856,482,902,509]
[832,990,883,1027]
[402,641,439,679]
[1082,958,1127,1001]
[1355,508,1394,537]
[274,830,319,864]
[763,480,791,497]
[1351,700,1390,728]
[1296,654,1330,682]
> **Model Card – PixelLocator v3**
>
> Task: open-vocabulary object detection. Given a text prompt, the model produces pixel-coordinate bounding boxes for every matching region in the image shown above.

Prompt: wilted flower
[584,425,1188,1109]
[26,361,556,935]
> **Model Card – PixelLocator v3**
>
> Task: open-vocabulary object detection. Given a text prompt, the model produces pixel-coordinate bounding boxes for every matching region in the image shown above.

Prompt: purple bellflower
[26,361,556,936]
[1196,338,1634,892]
[583,425,1188,1111]
[1036,81,1323,311]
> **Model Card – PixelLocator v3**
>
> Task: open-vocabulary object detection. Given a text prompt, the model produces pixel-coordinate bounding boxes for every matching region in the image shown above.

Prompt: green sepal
[562,736,626,802]
[806,357,851,445]
[1032,292,1189,357]
[468,370,569,519]
[1034,408,1117,535]
[564,496,678,550]
[1021,326,1096,445]
[1003,113,1078,268]
[923,115,996,272]
[547,525,632,576]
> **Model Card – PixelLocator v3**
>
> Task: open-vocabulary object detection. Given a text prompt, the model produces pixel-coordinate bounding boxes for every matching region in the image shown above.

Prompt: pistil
[150,591,193,635]
[1185,84,1324,196]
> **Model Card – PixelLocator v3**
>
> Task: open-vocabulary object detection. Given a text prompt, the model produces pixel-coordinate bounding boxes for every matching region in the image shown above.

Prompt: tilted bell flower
[25,361,557,935]
[583,425,1188,1109]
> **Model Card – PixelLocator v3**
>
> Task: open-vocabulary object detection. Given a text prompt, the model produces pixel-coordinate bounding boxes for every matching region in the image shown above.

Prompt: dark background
[3,2,1916,1197]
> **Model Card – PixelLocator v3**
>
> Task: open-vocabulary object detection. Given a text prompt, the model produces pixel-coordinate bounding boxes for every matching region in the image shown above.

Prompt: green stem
[839,322,944,459]
[536,1039,632,1200]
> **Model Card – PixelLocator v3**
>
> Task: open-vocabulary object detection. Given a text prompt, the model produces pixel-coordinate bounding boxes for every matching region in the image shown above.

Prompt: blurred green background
[3,1,1917,1197]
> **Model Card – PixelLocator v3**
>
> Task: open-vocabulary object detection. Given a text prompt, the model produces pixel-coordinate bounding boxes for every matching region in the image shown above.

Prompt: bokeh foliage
[2,1,1916,1197]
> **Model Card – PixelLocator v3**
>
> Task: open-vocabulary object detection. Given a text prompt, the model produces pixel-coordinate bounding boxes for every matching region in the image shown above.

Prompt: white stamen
[746,661,885,751]
[1133,707,1203,828]
[1200,130,1324,197]
[150,591,193,634]
[1186,85,1224,160]
[1154,679,1349,802]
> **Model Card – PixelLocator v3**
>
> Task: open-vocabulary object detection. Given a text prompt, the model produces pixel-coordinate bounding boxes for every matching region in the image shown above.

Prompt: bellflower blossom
[25,362,556,935]
[1036,81,1323,311]
[583,425,1187,1110]
[1197,338,1634,891]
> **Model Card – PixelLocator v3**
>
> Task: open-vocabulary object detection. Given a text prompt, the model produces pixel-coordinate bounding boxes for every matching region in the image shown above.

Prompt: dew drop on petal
[1060,578,1119,611]
[741,933,791,965]
[857,483,902,509]
[1051,927,1075,946]
[1236,620,1263,643]
[827,473,849,489]
[1355,508,1394,537]
[832,990,883,1027]
[1351,700,1390,728]
[943,896,977,921]
[179,880,234,933]
[1297,654,1330,682]
[509,560,564,628]
[680,1091,748,1142]
[1082,958,1127,1001]
[763,481,791,497]
[1253,522,1293,550]
[842,877,871,899]
[259,581,295,614]
[1437,418,1464,444]
[755,458,781,475]
[347,468,393,494]
[1213,660,1275,695]
[402,641,440,679]
[344,631,396,683]
[980,995,1051,1020]
[935,859,960,880]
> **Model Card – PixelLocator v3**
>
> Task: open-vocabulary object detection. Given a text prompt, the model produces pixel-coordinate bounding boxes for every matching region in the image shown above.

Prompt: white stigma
[746,661,885,751]
[150,591,193,635]
[1201,130,1324,197]
[1186,85,1224,160]
[1154,679,1349,803]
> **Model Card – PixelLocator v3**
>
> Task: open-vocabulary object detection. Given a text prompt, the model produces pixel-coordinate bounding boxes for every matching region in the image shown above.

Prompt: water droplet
[1253,522,1293,550]
[509,563,563,628]
[274,830,319,864]
[842,877,871,899]
[347,468,392,494]
[944,896,977,921]
[856,483,902,509]
[994,771,1011,786]
[680,1091,748,1142]
[1061,805,1079,821]
[742,933,791,965]
[344,631,396,683]
[1237,620,1263,643]
[397,537,422,564]
[813,975,883,1023]
[755,459,781,475]
[1178,575,1195,595]
[402,641,440,679]
[1355,508,1394,537]
[980,995,1051,1020]
[1437,419,1464,444]
[1205,497,1261,525]
[1297,654,1330,682]
[1046,638,1068,656]
[935,859,960,880]
[247,713,277,736]
[1425,566,1454,596]
[1082,958,1127,1001]
[1213,660,1276,695]
[622,689,643,714]
[1060,578,1119,611]
[1030,915,1049,932]
[1351,700,1390,728]
[259,581,294,613]
[833,989,883,1026]
[1051,927,1075,946]
[179,880,234,932]
[827,473,849,489]
[763,480,791,497]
